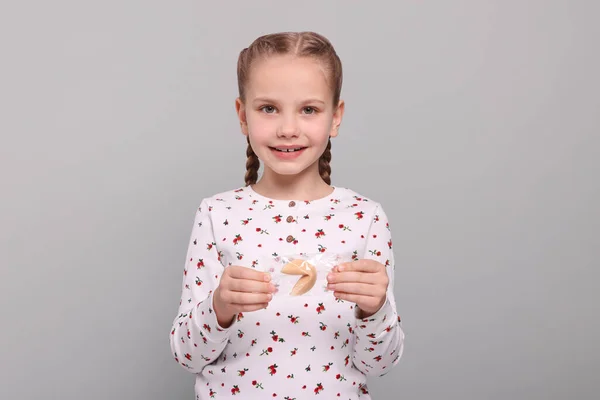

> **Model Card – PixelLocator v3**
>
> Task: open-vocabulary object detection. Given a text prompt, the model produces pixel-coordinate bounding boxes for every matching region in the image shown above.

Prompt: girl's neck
[251,167,334,201]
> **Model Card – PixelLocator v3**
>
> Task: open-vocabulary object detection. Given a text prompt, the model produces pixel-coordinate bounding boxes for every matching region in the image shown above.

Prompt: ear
[235,97,249,136]
[329,99,345,138]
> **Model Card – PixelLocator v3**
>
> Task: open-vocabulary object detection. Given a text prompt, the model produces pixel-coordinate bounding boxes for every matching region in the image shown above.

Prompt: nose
[276,114,299,138]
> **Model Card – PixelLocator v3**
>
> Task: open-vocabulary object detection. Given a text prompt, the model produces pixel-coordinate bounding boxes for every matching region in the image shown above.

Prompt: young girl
[170,31,404,399]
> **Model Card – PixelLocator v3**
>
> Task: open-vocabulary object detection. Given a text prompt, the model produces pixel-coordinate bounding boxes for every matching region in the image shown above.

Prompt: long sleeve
[170,199,237,373]
[351,203,405,377]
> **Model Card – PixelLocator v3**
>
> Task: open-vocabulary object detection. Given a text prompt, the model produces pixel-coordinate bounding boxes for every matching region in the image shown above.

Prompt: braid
[245,137,260,186]
[319,138,332,185]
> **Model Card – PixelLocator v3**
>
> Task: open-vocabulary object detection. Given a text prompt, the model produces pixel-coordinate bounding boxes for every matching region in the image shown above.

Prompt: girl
[170,31,404,399]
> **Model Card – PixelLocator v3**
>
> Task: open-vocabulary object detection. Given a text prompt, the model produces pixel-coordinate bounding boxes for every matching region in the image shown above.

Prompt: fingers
[335,259,384,273]
[327,271,381,285]
[327,282,386,298]
[227,265,272,282]
[219,289,273,306]
[232,303,269,312]
[226,277,276,294]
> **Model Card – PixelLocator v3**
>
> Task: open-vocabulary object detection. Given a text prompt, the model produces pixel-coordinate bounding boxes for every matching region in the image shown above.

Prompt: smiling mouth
[270,147,307,153]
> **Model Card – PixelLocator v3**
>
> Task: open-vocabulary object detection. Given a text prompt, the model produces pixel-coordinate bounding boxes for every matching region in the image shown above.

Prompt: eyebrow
[251,97,326,106]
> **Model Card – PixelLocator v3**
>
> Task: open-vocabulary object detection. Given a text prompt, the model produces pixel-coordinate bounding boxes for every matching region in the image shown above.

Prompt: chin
[264,163,314,177]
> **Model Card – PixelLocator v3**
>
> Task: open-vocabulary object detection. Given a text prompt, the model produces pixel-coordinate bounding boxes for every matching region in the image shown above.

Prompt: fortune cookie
[281,259,317,296]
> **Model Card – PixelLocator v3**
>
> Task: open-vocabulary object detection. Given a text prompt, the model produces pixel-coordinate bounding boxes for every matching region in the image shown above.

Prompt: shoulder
[194,186,249,212]
[334,186,388,214]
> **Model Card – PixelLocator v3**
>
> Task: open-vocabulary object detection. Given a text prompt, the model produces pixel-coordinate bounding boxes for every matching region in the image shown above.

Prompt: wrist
[357,297,386,319]
[213,289,235,328]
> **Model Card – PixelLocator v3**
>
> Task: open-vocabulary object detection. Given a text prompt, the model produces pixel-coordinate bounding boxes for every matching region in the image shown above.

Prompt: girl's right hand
[213,266,276,328]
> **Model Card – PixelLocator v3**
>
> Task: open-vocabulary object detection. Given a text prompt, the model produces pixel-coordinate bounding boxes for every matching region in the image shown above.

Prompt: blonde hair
[237,31,343,186]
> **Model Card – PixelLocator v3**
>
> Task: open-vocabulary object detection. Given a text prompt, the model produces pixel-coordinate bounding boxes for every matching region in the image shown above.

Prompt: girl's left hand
[326,259,389,318]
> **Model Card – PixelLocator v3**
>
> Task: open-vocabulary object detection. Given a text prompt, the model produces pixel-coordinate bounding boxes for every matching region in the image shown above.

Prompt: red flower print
[338,224,351,231]
[319,322,327,331]
[268,363,278,375]
[336,373,347,381]
[324,214,334,221]
[290,348,298,356]
[209,388,216,398]
[355,211,364,219]
[359,384,369,394]
[315,229,325,238]
[238,368,248,376]
[288,315,299,324]
[197,259,205,268]
[322,362,332,372]
[344,355,350,366]
[206,242,215,250]
[369,249,382,257]
[316,303,325,314]
[233,234,243,245]
[184,353,192,361]
[273,215,282,223]
[236,252,243,260]
[270,330,285,342]
[260,347,273,356]
[195,277,202,286]
[231,385,240,395]
[318,244,326,253]
[302,331,311,337]
[203,323,211,333]
[241,218,252,225]
[388,239,392,249]
[237,329,244,338]
[252,380,264,389]
[314,383,324,394]
[374,355,383,362]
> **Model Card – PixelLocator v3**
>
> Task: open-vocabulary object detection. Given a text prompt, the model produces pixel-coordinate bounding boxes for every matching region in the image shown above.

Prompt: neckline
[245,185,339,205]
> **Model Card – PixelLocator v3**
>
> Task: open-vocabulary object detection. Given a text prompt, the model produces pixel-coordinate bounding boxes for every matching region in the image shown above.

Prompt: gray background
[1,1,598,399]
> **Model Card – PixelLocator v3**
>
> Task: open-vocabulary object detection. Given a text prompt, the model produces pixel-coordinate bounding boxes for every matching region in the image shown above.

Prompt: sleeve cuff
[193,291,235,343]
[354,297,397,337]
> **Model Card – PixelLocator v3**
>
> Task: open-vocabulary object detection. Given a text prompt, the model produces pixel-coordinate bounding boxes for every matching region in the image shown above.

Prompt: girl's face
[236,54,344,181]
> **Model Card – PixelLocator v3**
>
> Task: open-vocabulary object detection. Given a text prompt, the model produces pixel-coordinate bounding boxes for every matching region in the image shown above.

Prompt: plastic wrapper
[264,253,351,297]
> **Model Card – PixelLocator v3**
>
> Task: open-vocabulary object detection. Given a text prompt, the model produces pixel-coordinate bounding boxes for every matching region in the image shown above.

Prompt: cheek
[247,117,273,142]
[303,119,333,142]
